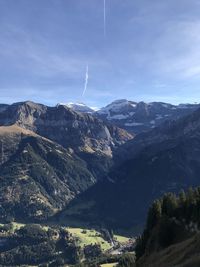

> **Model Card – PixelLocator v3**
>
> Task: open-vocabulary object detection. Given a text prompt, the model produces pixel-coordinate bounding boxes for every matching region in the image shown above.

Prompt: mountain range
[62,99,200,134]
[1,99,200,232]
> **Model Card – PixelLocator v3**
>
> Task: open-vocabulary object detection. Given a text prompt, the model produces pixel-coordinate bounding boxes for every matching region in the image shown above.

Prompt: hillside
[0,125,95,222]
[137,234,200,267]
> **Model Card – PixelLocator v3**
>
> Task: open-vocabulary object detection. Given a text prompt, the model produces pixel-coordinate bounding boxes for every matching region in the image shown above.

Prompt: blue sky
[1,0,200,107]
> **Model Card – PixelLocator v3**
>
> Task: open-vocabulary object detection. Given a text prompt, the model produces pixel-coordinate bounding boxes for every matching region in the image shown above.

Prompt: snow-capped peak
[97,99,137,115]
[58,102,95,113]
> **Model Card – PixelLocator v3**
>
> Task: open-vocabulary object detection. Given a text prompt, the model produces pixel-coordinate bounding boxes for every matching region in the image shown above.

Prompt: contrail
[82,64,89,97]
[104,0,106,37]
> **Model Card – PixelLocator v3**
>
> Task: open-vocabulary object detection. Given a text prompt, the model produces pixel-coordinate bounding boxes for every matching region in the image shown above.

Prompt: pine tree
[146,199,162,230]
[162,193,177,217]
[179,190,186,205]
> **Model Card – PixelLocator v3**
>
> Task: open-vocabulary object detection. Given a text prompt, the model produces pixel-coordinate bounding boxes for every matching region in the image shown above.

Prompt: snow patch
[125,122,144,126]
[98,99,137,115]
[162,104,170,108]
[108,114,130,120]
[156,114,163,120]
[58,102,95,113]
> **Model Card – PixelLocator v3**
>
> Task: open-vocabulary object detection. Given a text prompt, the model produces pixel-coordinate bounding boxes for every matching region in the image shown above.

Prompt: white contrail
[82,64,89,97]
[104,0,106,37]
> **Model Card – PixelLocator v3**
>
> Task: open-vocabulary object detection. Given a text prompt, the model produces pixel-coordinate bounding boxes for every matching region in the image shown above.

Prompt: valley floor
[0,222,135,266]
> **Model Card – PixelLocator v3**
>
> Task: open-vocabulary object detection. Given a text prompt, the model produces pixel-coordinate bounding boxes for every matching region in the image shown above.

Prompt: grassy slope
[114,235,129,244]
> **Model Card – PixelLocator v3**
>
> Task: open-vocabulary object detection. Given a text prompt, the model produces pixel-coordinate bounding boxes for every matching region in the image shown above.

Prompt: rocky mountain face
[0,101,132,157]
[62,107,200,231]
[96,99,200,134]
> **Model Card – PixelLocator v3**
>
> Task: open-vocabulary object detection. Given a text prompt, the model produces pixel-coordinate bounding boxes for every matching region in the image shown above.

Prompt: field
[67,227,112,251]
[66,227,131,251]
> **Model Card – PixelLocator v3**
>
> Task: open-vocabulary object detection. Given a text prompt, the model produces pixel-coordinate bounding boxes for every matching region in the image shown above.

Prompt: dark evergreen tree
[162,193,177,217]
[146,199,162,230]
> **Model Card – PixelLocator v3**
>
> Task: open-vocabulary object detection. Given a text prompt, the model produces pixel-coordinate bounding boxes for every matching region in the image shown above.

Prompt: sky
[1,0,200,107]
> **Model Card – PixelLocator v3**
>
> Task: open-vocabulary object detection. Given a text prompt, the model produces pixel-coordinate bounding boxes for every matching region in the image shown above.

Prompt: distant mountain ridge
[96,99,200,134]
[58,99,200,134]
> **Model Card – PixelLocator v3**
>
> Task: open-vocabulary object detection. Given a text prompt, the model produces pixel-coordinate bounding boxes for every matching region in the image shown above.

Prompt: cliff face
[0,101,133,156]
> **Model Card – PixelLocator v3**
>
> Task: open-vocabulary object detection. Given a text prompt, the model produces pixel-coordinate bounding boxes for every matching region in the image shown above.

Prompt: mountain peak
[58,102,95,113]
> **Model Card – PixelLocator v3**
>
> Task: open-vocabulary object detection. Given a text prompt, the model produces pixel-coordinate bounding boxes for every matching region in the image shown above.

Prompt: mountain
[0,125,95,222]
[0,101,133,179]
[59,102,96,113]
[0,101,133,222]
[0,101,132,156]
[96,99,200,134]
[61,106,200,231]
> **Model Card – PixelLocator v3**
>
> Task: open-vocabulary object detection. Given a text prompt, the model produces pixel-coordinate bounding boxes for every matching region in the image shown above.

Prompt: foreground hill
[137,234,200,267]
[0,125,95,222]
[61,107,200,231]
[136,188,200,267]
